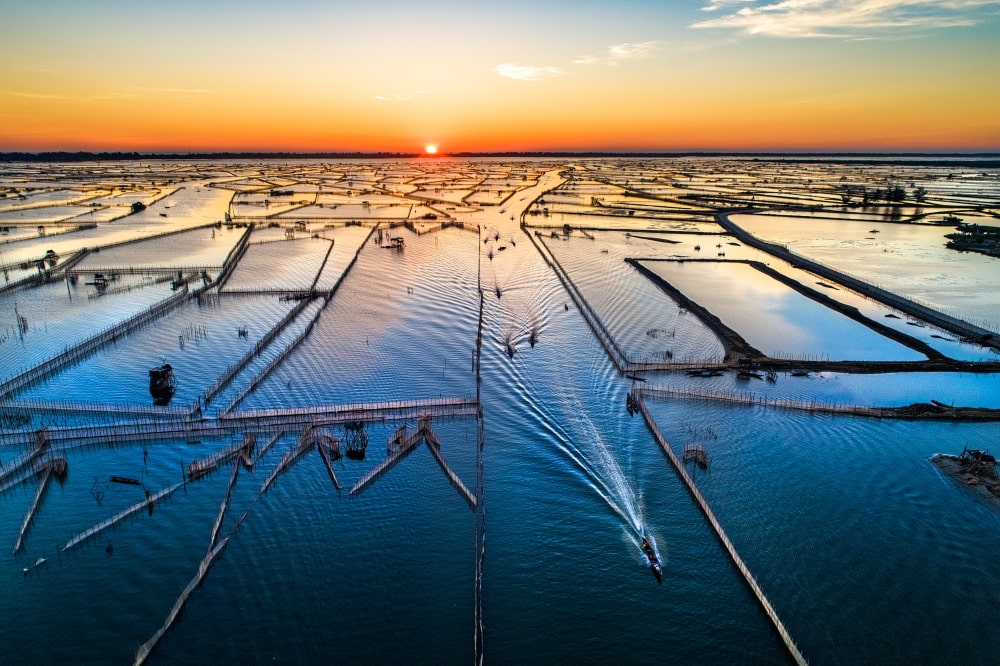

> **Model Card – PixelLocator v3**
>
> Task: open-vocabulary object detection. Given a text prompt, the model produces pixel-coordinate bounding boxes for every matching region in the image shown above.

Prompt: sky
[1,0,999,153]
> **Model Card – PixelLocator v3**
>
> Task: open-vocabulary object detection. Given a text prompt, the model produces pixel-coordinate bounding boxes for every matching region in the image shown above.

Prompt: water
[0,158,998,665]
[733,213,1000,331]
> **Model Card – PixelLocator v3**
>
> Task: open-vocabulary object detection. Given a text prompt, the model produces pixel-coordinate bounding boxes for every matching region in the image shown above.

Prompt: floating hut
[343,421,368,460]
[148,364,176,405]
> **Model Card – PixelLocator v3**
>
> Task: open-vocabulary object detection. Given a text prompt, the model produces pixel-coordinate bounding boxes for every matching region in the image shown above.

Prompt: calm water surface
[1,159,997,665]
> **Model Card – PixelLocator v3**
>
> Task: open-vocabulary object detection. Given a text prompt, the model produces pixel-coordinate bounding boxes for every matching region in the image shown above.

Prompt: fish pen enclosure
[3,294,299,414]
[5,159,999,665]
[682,443,709,469]
[343,420,368,460]
[0,286,190,399]
[220,236,335,293]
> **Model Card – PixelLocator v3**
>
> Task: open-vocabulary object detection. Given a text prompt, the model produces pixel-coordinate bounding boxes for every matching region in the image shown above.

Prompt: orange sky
[2,1,999,152]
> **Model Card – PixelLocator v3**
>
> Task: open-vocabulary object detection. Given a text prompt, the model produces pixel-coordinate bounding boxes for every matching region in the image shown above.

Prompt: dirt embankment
[716,212,999,352]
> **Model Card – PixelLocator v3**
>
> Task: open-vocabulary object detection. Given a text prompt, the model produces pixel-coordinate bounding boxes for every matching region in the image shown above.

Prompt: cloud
[375,90,429,102]
[701,0,748,11]
[7,63,53,73]
[140,87,211,95]
[494,63,565,81]
[87,92,140,101]
[691,0,1000,38]
[8,91,72,100]
[8,87,206,102]
[574,41,662,65]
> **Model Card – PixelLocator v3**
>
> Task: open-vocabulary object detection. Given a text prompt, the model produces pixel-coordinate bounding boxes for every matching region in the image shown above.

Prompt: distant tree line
[837,182,928,205]
[2,151,998,166]
[0,151,421,163]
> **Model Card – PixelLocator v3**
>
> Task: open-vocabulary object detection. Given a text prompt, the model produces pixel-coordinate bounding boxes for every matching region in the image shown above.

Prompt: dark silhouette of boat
[641,535,662,584]
[149,364,176,405]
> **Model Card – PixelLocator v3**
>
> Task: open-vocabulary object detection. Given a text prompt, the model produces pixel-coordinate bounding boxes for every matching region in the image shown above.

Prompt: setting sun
[425,144,438,154]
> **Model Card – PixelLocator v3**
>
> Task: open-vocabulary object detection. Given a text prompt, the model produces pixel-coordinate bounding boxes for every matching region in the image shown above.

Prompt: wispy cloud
[8,87,208,101]
[139,87,211,95]
[8,91,72,100]
[701,0,749,11]
[574,41,662,65]
[494,63,565,81]
[691,0,1000,38]
[375,90,429,102]
[7,63,53,73]
[87,92,140,101]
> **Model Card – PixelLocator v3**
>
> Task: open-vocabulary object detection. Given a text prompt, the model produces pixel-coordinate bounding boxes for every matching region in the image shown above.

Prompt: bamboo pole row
[0,285,189,399]
[13,466,52,554]
[62,481,184,553]
[133,537,230,666]
[634,392,808,666]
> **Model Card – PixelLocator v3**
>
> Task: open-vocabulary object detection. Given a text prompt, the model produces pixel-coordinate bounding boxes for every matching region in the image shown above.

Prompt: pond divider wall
[260,435,315,495]
[322,222,378,299]
[224,397,479,431]
[316,436,342,492]
[424,427,476,510]
[246,431,283,469]
[349,425,426,496]
[637,384,965,419]
[634,390,808,666]
[525,230,629,370]
[208,463,240,550]
[0,397,478,448]
[63,480,185,552]
[307,238,337,293]
[219,304,322,414]
[0,248,89,296]
[211,223,255,292]
[13,466,52,553]
[133,536,230,666]
[474,274,486,665]
[625,258,759,360]
[69,264,220,277]
[0,440,49,482]
[717,212,999,349]
[201,295,319,408]
[0,398,191,421]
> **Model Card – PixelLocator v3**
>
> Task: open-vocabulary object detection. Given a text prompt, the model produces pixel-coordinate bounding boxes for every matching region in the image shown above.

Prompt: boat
[110,475,141,485]
[641,535,662,584]
[148,363,176,405]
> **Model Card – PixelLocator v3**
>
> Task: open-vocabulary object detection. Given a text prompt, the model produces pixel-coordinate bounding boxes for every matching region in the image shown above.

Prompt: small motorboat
[641,536,662,584]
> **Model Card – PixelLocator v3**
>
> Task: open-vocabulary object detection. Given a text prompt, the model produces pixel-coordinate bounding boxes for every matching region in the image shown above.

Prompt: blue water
[1,159,998,665]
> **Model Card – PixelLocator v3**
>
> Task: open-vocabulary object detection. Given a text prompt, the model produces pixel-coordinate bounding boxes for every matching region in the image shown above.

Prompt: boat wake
[484,269,661,581]
[530,378,662,576]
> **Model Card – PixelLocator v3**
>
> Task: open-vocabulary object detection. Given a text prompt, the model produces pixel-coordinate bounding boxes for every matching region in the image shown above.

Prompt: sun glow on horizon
[0,3,998,153]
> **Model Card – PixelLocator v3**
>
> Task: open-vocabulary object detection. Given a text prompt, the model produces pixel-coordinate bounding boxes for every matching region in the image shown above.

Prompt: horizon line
[2,150,1000,162]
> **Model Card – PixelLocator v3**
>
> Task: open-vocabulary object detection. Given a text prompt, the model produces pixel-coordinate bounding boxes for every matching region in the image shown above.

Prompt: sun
[425,144,438,155]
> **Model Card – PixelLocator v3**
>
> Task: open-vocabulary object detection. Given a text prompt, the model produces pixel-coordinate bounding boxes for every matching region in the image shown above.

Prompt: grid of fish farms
[1,157,998,665]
